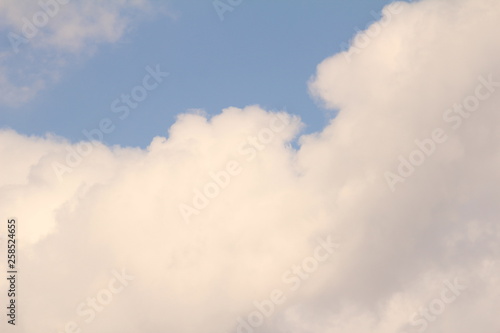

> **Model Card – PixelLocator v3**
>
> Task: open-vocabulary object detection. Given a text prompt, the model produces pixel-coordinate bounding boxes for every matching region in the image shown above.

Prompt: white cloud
[1,0,500,332]
[0,0,159,107]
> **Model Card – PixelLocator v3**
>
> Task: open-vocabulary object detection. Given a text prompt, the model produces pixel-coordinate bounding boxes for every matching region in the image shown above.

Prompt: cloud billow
[1,0,500,332]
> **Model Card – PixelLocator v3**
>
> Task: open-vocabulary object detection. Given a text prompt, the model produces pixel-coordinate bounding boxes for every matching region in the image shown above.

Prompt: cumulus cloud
[1,0,500,332]
[0,0,159,107]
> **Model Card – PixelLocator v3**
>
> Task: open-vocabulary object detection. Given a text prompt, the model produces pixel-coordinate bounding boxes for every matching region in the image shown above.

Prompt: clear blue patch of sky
[0,0,397,148]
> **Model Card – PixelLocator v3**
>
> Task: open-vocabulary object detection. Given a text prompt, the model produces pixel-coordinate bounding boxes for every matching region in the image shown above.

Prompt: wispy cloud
[0,0,162,107]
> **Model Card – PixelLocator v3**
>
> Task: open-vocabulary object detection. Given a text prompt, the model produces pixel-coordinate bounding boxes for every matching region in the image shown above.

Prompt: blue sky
[1,0,395,148]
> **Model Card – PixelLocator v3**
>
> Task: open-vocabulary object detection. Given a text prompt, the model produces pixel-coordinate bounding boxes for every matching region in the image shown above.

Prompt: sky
[1,0,500,333]
[0,0,396,147]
